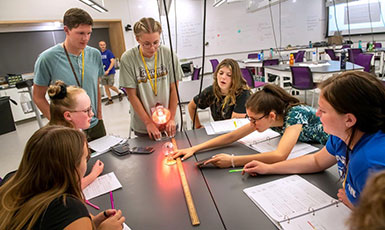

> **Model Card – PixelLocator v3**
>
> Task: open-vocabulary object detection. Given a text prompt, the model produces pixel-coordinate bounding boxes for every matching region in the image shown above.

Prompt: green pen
[229,169,243,173]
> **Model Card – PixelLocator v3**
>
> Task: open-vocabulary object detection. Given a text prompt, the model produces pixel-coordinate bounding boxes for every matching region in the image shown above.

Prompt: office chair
[247,53,259,59]
[325,49,339,61]
[348,48,362,63]
[354,53,374,73]
[209,59,219,73]
[290,66,317,107]
[294,50,305,63]
[342,44,351,49]
[192,67,202,80]
[261,59,280,84]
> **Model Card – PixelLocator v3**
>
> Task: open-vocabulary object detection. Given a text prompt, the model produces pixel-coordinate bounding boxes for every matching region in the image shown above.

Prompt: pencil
[85,200,100,210]
[229,169,243,173]
[109,191,115,209]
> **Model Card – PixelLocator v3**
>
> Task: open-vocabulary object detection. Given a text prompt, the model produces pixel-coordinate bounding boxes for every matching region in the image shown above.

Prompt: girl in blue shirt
[243,71,385,209]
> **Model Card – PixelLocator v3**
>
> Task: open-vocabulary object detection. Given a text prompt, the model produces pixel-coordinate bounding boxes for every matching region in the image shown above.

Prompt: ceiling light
[79,0,108,13]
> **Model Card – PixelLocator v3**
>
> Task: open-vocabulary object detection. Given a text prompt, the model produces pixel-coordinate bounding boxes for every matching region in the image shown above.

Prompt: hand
[97,209,125,230]
[105,70,110,75]
[146,122,161,140]
[93,209,116,228]
[91,160,104,177]
[337,188,354,209]
[165,119,176,138]
[204,153,232,168]
[172,147,196,160]
[242,160,270,176]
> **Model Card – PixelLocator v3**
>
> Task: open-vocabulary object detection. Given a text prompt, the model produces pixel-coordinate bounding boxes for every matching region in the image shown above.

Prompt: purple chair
[342,44,351,49]
[192,67,201,80]
[354,53,374,72]
[241,68,255,88]
[325,49,339,61]
[294,50,305,63]
[248,53,259,59]
[262,59,280,83]
[374,43,382,48]
[290,66,316,106]
[209,59,219,73]
[348,48,363,63]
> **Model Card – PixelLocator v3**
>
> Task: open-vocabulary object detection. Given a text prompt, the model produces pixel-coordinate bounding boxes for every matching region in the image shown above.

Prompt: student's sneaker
[118,93,123,101]
[105,99,114,105]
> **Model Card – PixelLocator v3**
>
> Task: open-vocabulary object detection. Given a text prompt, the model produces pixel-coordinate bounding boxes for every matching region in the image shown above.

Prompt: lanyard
[139,47,157,96]
[342,166,349,189]
[63,44,85,88]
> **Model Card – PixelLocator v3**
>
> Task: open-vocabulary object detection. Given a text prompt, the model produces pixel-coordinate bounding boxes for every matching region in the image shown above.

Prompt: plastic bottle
[309,41,313,48]
[260,50,264,61]
[289,54,294,66]
[270,48,274,58]
[312,51,317,62]
[20,92,33,114]
[340,50,346,70]
[358,40,362,49]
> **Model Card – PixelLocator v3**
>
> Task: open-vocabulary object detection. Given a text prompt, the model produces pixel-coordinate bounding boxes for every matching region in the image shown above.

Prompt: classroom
[1,0,385,229]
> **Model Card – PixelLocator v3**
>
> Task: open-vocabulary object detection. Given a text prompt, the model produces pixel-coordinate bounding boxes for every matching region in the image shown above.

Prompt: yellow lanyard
[342,165,349,189]
[139,47,157,96]
[81,50,85,86]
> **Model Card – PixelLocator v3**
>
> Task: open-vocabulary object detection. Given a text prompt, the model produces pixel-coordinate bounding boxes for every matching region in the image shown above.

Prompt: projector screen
[327,0,385,36]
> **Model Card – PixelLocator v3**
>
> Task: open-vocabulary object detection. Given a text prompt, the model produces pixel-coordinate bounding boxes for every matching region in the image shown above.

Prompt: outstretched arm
[205,124,303,168]
[172,123,255,160]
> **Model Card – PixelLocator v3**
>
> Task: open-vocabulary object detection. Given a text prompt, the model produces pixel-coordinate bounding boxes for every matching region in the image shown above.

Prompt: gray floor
[0,89,316,177]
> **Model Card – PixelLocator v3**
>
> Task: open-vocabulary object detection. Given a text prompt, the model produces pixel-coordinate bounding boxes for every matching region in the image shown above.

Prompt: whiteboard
[161,0,326,59]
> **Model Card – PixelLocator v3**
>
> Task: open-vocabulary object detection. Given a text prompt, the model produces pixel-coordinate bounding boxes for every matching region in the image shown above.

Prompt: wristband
[231,154,235,168]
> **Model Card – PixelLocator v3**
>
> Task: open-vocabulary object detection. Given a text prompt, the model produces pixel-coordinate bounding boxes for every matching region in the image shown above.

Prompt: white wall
[0,0,136,50]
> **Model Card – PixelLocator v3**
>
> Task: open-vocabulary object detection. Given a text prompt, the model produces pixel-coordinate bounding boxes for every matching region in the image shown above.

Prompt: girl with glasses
[189,59,252,129]
[48,80,104,189]
[119,17,183,140]
[172,83,328,168]
[243,71,385,209]
[0,126,125,230]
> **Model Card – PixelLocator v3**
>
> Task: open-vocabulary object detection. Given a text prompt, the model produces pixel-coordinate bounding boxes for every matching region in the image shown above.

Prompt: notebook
[88,135,125,157]
[243,175,351,230]
[238,129,319,159]
[204,118,250,135]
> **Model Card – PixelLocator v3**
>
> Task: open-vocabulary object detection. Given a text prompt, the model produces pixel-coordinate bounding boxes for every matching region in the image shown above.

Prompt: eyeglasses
[245,114,267,124]
[69,106,93,116]
[141,40,160,49]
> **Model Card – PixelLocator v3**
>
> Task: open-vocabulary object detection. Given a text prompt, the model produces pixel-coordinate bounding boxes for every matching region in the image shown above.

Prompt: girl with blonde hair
[120,17,183,140]
[48,80,104,189]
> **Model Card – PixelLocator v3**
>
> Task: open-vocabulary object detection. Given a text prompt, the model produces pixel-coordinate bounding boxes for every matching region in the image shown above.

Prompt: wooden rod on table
[171,138,200,226]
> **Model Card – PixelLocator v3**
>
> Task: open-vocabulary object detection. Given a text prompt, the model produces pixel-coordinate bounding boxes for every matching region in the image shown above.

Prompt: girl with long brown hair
[188,58,252,129]
[0,126,124,229]
[173,83,328,168]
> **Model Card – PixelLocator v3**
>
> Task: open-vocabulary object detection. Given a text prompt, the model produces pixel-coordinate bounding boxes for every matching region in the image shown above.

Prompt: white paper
[206,118,249,135]
[238,129,280,146]
[89,135,125,157]
[244,175,336,222]
[280,202,351,230]
[123,223,132,230]
[246,137,318,159]
[298,62,330,68]
[83,172,122,200]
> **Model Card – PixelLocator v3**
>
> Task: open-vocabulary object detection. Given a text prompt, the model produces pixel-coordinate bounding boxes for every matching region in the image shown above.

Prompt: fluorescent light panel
[79,0,108,12]
[213,0,226,7]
